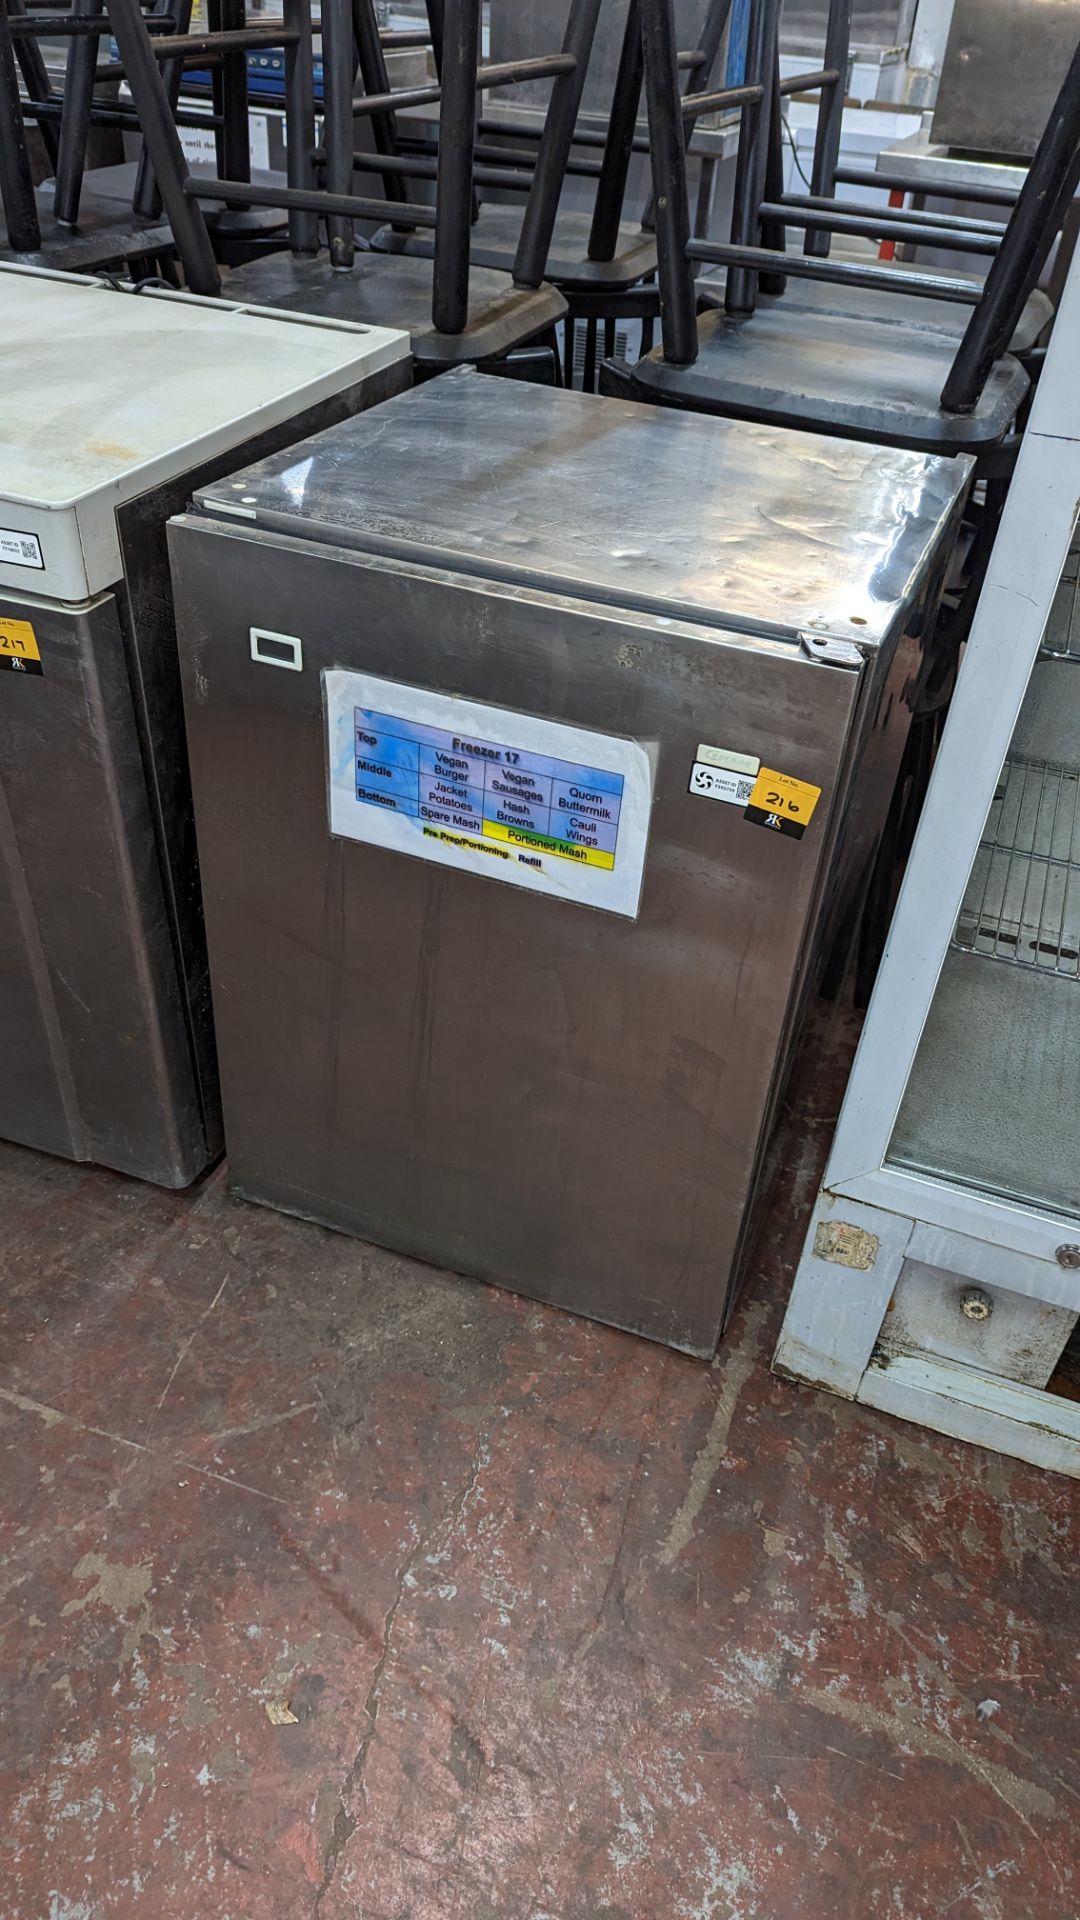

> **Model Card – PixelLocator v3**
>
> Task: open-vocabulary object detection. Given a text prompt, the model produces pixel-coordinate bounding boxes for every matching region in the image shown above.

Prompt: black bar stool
[366,0,734,387]
[201,0,570,374]
[2,0,310,277]
[620,0,1080,459]
[0,0,183,273]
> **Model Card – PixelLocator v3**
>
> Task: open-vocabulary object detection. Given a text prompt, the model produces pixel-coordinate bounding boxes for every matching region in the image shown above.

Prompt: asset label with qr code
[688,762,756,806]
[0,528,44,571]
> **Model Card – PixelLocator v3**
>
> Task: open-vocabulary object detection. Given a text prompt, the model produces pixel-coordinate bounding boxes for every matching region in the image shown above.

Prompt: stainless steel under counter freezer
[168,374,969,1352]
[0,265,409,1187]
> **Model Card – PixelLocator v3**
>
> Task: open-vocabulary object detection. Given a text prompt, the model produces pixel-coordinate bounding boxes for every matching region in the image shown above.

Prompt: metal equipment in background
[774,249,1080,1476]
[933,0,1080,161]
[168,373,968,1354]
[0,265,409,1187]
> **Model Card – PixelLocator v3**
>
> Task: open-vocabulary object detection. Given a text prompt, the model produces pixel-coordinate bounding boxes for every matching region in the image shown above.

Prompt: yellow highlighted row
[482,818,615,869]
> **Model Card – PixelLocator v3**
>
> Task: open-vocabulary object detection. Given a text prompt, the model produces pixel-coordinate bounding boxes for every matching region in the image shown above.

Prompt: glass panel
[888,516,1080,1219]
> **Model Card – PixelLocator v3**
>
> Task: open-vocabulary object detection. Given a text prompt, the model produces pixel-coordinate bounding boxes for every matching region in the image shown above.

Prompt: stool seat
[628,303,1029,454]
[374,203,658,292]
[2,163,174,270]
[696,266,1053,356]
[222,249,567,367]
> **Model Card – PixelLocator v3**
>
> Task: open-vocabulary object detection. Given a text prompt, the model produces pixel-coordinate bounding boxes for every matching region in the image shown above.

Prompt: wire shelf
[1040,544,1080,660]
[953,754,1080,978]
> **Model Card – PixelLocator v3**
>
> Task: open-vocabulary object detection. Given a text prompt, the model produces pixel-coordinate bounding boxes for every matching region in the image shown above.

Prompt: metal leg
[353,0,408,207]
[583,314,598,391]
[804,0,851,257]
[283,0,318,251]
[513,0,603,288]
[425,0,444,76]
[432,0,478,334]
[759,35,786,294]
[725,0,773,314]
[104,0,221,294]
[642,0,734,231]
[219,0,252,203]
[53,6,100,228]
[588,0,642,264]
[604,314,617,358]
[8,0,60,171]
[322,0,356,266]
[0,1,41,251]
[134,0,193,221]
[942,37,1080,415]
[693,152,717,239]
[639,0,697,364]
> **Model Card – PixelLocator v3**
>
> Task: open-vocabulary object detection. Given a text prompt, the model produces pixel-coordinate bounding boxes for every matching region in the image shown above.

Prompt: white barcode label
[0,529,43,570]
[689,762,755,806]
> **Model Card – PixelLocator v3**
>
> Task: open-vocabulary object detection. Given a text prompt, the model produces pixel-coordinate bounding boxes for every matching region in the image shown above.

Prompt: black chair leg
[0,2,41,252]
[942,37,1080,414]
[804,0,851,256]
[283,0,319,251]
[53,14,100,228]
[322,0,357,268]
[583,315,598,392]
[725,0,775,315]
[104,0,221,294]
[639,0,697,364]
[513,0,604,287]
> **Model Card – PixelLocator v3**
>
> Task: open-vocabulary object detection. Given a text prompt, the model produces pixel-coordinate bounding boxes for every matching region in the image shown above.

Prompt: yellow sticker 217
[0,619,42,676]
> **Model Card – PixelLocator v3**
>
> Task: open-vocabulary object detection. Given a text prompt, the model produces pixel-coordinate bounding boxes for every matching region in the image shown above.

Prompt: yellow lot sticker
[483,817,616,870]
[0,618,41,673]
[747,767,822,827]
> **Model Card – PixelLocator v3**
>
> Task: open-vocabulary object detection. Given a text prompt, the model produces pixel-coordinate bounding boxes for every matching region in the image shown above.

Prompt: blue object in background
[724,0,751,86]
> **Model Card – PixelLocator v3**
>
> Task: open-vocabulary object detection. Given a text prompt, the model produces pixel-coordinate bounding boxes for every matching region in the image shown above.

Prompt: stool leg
[0,1,41,252]
[583,316,598,392]
[9,0,60,172]
[104,0,220,294]
[514,0,604,288]
[283,0,318,252]
[53,11,99,229]
[353,0,409,209]
[322,0,356,268]
[640,0,697,365]
[432,0,478,334]
[134,0,194,222]
[759,37,786,294]
[726,0,774,315]
[943,38,1080,414]
[805,0,851,258]
[588,0,642,265]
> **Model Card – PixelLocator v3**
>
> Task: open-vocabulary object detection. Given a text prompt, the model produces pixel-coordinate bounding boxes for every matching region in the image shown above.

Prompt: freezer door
[0,593,212,1184]
[171,522,863,1353]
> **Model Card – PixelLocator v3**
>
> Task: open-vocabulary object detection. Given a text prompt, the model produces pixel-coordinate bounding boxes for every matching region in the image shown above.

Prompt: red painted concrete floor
[1,997,1077,1920]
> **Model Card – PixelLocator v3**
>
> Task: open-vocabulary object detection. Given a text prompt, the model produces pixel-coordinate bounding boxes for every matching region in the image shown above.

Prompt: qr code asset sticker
[689,762,755,806]
[0,529,43,570]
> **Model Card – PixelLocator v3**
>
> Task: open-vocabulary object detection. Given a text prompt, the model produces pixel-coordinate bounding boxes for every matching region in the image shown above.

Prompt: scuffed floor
[1,999,1076,1920]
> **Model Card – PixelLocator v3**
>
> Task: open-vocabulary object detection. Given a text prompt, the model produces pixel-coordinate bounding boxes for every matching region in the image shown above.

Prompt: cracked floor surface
[1,997,1076,1920]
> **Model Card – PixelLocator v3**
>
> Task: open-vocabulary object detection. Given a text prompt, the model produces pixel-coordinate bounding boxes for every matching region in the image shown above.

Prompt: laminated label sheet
[325,671,653,917]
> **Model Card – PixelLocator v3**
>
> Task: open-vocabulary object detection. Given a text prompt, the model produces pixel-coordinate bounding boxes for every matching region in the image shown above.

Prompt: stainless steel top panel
[932,0,1080,161]
[197,372,970,649]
